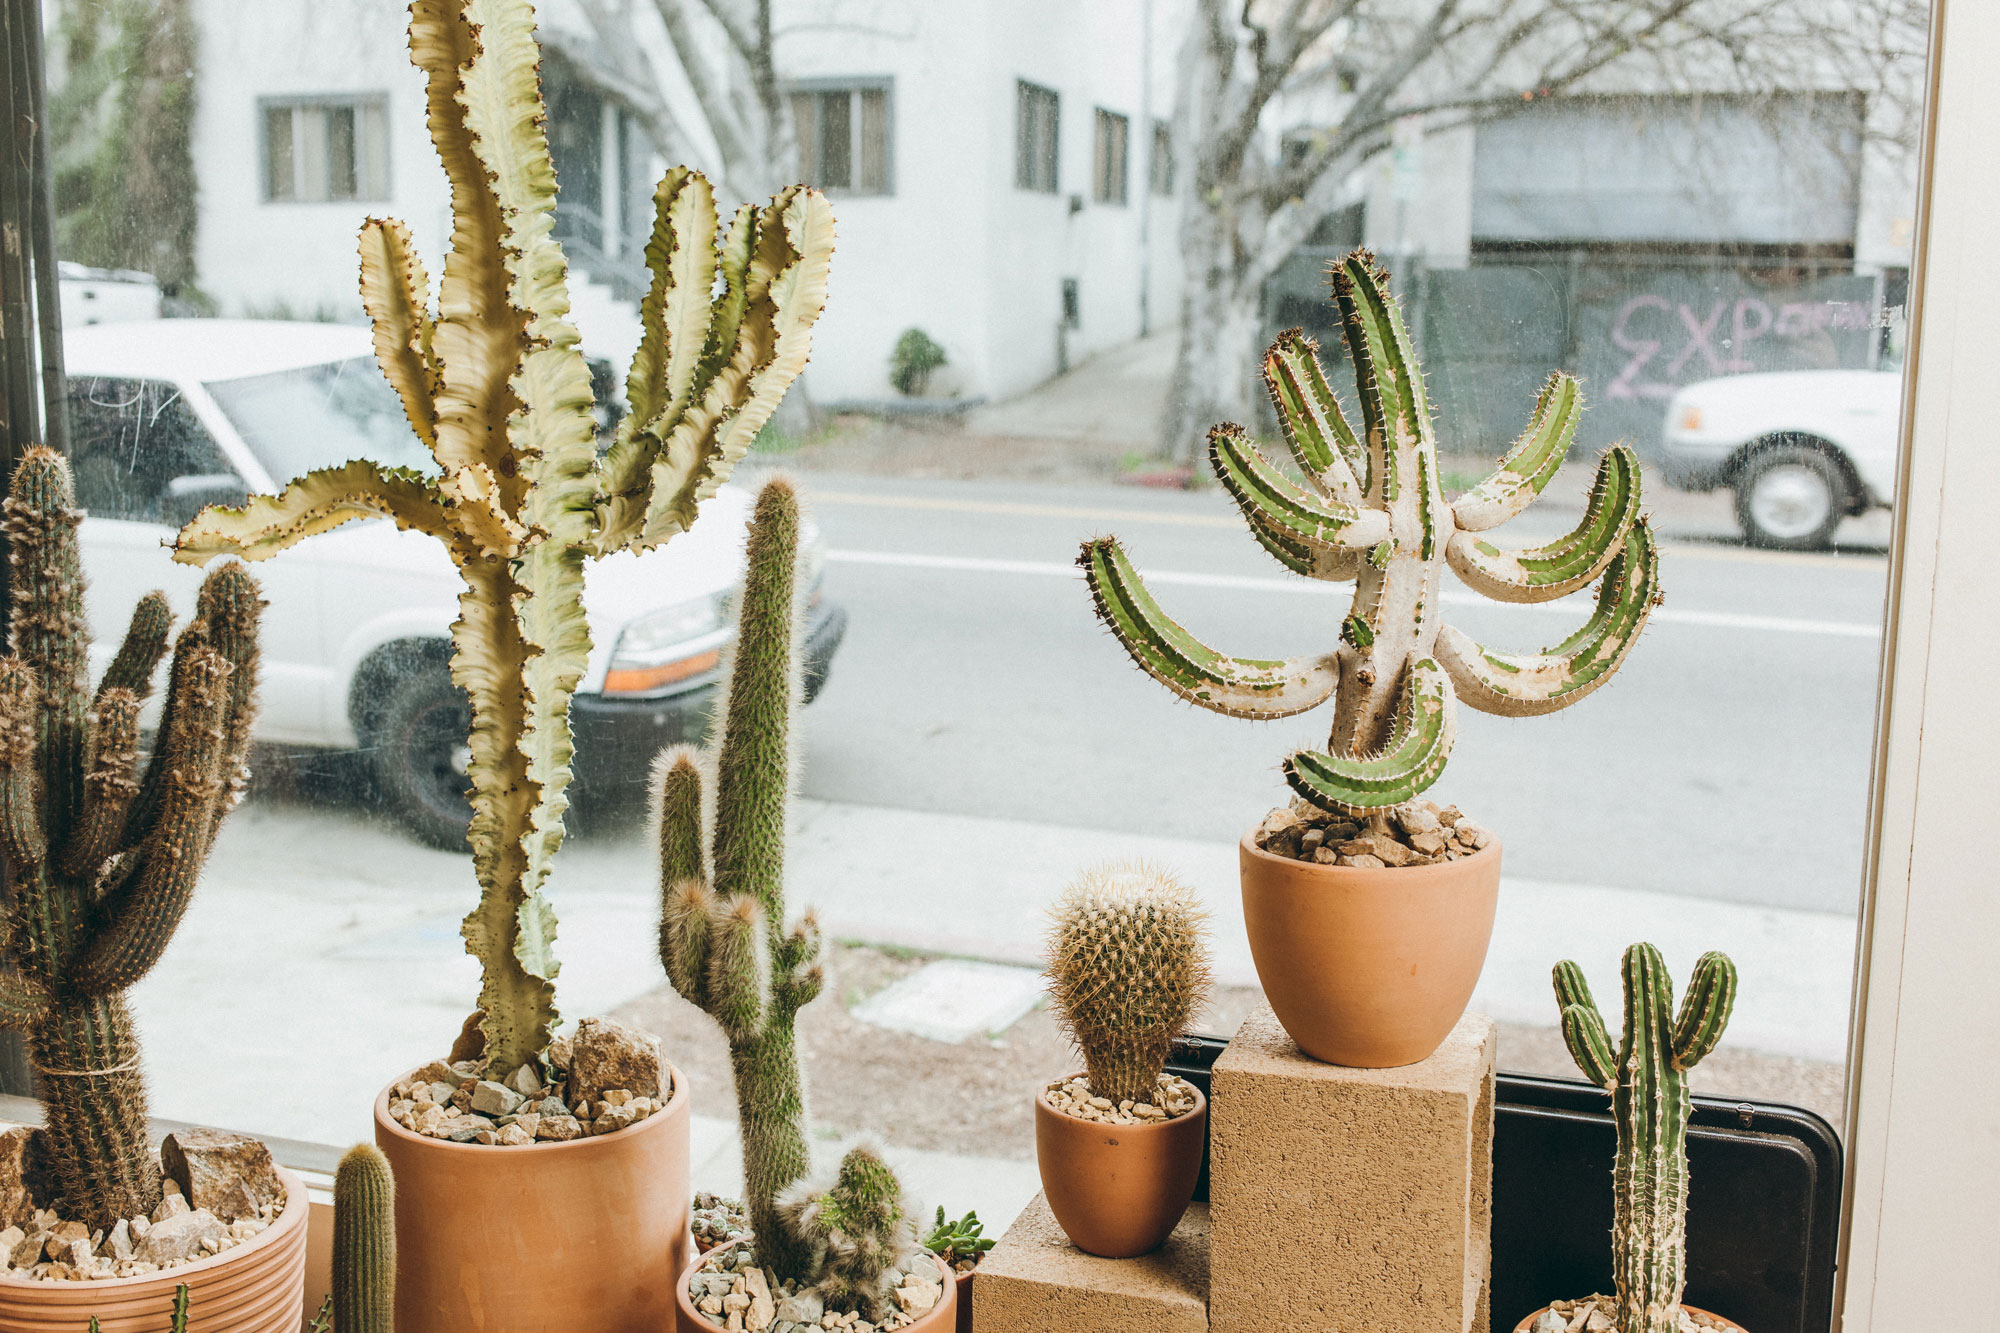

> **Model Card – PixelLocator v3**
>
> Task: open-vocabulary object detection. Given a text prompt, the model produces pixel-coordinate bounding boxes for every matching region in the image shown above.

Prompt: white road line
[824,548,1882,639]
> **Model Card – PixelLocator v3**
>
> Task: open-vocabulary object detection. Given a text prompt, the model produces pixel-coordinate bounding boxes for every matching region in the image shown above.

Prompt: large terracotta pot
[676,1239,957,1333]
[1034,1077,1206,1259]
[0,1167,309,1333]
[374,1061,690,1333]
[1240,831,1501,1067]
[1512,1304,1747,1332]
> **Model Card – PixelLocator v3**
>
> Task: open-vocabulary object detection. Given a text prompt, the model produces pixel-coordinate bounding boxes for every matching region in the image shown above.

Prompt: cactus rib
[1282,658,1457,813]
[1450,372,1583,532]
[1445,446,1641,603]
[1208,425,1392,555]
[1262,329,1366,500]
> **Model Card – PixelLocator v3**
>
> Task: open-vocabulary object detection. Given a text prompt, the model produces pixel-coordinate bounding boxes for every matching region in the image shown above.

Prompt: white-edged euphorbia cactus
[170,0,834,1076]
[1081,249,1659,815]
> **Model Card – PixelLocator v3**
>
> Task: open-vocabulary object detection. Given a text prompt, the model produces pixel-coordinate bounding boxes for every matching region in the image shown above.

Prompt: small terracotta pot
[676,1239,958,1333]
[1512,1303,1748,1332]
[0,1167,309,1333]
[952,1266,972,1333]
[1034,1076,1206,1258]
[374,1062,691,1332]
[1241,830,1501,1067]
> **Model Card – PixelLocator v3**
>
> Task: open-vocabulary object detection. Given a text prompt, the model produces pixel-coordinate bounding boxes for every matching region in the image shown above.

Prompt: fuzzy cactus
[776,1145,920,1321]
[1081,249,1659,817]
[332,1143,395,1333]
[1554,944,1738,1333]
[169,0,834,1078]
[1045,862,1213,1105]
[0,447,261,1230]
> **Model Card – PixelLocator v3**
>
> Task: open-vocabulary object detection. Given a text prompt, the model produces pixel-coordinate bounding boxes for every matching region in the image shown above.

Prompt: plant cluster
[921,1207,993,1272]
[890,328,948,397]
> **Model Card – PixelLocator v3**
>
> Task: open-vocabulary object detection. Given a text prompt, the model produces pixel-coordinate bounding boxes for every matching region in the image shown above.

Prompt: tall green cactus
[1081,249,1659,815]
[1553,944,1738,1333]
[332,1143,395,1333]
[169,0,834,1077]
[0,448,261,1231]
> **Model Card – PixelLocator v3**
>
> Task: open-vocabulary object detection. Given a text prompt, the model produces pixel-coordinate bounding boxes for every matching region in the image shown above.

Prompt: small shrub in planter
[922,1207,993,1333]
[890,328,948,396]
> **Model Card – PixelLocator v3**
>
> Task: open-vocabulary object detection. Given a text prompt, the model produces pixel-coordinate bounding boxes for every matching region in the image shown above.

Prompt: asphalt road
[782,469,1890,916]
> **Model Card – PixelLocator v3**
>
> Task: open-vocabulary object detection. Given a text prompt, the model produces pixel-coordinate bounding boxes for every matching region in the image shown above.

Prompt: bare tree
[1165,0,1928,461]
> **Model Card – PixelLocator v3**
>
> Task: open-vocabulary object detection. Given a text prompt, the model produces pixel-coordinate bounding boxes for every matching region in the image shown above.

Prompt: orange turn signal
[604,649,721,695]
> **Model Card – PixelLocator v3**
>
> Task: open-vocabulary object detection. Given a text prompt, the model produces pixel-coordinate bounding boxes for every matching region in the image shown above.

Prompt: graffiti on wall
[1607,294,1876,401]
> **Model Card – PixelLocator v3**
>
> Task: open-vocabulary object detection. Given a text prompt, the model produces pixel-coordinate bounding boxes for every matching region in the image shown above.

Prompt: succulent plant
[332,1143,395,1333]
[1080,248,1658,818]
[169,0,834,1078]
[1045,862,1213,1105]
[0,448,261,1231]
[921,1207,994,1268]
[92,1284,191,1333]
[776,1144,921,1321]
[1554,944,1738,1333]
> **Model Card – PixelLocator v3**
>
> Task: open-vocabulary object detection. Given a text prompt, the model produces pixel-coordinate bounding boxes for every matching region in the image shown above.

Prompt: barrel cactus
[1080,248,1658,817]
[0,448,261,1231]
[170,0,834,1077]
[1045,862,1213,1104]
[1553,944,1738,1333]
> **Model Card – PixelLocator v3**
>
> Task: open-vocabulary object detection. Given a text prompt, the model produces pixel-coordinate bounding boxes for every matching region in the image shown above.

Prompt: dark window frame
[1016,79,1060,194]
[1150,117,1174,196]
[1093,107,1129,206]
[258,93,392,204]
[787,77,895,197]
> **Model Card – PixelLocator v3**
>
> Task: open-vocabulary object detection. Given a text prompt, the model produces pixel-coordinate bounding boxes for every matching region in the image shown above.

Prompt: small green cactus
[1045,862,1213,1105]
[1081,248,1658,818]
[776,1144,920,1321]
[0,448,261,1231]
[1553,944,1738,1333]
[921,1207,993,1268]
[332,1143,395,1333]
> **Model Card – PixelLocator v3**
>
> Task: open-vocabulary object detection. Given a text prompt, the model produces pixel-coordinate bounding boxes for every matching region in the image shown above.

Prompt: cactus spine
[332,1144,395,1333]
[0,448,261,1230]
[776,1144,919,1320]
[170,0,834,1077]
[1045,863,1213,1105]
[1553,944,1738,1333]
[1081,249,1659,816]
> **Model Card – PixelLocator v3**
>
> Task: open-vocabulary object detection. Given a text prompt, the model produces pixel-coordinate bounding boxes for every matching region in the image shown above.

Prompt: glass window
[66,376,244,524]
[1150,118,1173,196]
[1016,80,1060,193]
[204,357,436,481]
[1094,108,1129,205]
[791,84,892,195]
[262,97,390,202]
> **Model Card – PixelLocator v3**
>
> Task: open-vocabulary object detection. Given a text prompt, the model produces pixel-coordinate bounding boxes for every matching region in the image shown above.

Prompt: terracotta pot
[1034,1077,1206,1259]
[0,1167,309,1333]
[374,1061,691,1333]
[952,1266,972,1333]
[676,1239,958,1333]
[1240,830,1501,1067]
[1512,1303,1748,1332]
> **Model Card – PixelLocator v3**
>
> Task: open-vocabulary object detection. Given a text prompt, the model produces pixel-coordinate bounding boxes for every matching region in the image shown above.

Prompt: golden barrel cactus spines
[169,0,835,1079]
[1080,248,1659,816]
[1045,863,1214,1106]
[0,448,262,1231]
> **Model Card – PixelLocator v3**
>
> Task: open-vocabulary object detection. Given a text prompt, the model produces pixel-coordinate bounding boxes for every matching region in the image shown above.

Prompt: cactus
[920,1207,993,1269]
[775,1144,920,1321]
[169,0,834,1078]
[88,1284,190,1333]
[0,448,261,1230]
[1080,249,1658,817]
[1045,862,1213,1105]
[331,1143,395,1333]
[1553,944,1738,1333]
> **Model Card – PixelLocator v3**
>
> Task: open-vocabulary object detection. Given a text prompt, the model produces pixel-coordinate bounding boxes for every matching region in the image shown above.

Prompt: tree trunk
[1163,205,1267,466]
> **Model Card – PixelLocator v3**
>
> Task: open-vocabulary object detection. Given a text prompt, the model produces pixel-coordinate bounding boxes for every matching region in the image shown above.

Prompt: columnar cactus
[170,0,834,1077]
[655,478,910,1298]
[776,1145,920,1320]
[1081,249,1658,816]
[332,1144,395,1333]
[0,448,261,1231]
[1553,944,1738,1333]
[1045,863,1213,1105]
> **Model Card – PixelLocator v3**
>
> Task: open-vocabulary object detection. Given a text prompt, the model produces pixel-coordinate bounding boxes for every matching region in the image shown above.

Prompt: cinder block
[974,1191,1208,1332]
[1209,1003,1496,1333]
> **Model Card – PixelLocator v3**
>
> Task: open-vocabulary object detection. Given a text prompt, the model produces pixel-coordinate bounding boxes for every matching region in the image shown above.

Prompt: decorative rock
[534,1115,584,1142]
[0,1127,49,1229]
[775,1292,823,1325]
[893,1278,937,1315]
[148,1194,190,1225]
[569,1017,663,1108]
[42,1220,88,1261]
[507,1063,543,1097]
[105,1219,133,1261]
[744,1266,775,1330]
[496,1124,535,1147]
[441,1115,490,1143]
[470,1081,524,1117]
[160,1129,283,1222]
[134,1209,226,1266]
[11,1229,45,1268]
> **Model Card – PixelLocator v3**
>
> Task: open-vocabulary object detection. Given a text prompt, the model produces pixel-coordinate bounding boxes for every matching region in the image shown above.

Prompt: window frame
[1016,79,1061,194]
[786,77,895,198]
[1093,107,1130,206]
[1149,117,1174,197]
[258,93,392,204]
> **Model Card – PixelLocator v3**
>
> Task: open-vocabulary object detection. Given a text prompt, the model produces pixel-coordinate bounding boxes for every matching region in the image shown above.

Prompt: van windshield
[205,356,436,480]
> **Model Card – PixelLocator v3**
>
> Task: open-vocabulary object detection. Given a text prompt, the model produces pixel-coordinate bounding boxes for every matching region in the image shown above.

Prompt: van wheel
[1734,445,1846,551]
[365,666,474,851]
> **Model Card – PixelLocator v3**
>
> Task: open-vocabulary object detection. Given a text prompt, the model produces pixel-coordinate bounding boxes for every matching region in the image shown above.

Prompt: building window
[1150,118,1174,196]
[1016,80,1060,193]
[262,97,389,202]
[1094,109,1129,205]
[791,83,891,195]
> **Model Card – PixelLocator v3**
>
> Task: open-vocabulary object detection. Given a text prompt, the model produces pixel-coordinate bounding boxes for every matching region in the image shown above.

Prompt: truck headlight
[604,594,730,695]
[1674,403,1703,433]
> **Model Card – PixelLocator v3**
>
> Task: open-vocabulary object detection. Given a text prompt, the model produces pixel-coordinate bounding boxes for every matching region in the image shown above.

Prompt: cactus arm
[1449,372,1582,532]
[772,914,824,1016]
[0,966,48,1030]
[704,894,770,1042]
[0,660,48,873]
[1282,658,1457,813]
[95,592,171,703]
[1262,329,1365,501]
[1670,951,1737,1070]
[659,877,714,1006]
[1554,959,1618,1087]
[172,461,458,566]
[193,565,263,840]
[1079,538,1341,718]
[333,1144,396,1333]
[1432,519,1660,718]
[652,745,708,887]
[1209,425,1391,557]
[56,688,139,880]
[1243,505,1364,580]
[1446,446,1641,604]
[5,450,91,841]
[1330,251,1429,504]
[357,217,438,451]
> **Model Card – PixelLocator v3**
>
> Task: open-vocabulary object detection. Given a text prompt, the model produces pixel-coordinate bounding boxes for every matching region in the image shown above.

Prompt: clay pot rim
[1239,827,1502,880]
[371,1058,688,1157]
[1035,1071,1207,1130]
[0,1164,307,1299]
[677,1237,957,1331]
[1511,1304,1748,1333]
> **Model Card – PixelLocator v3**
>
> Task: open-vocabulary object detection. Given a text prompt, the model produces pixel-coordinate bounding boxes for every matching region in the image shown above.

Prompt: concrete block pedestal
[973,1192,1209,1331]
